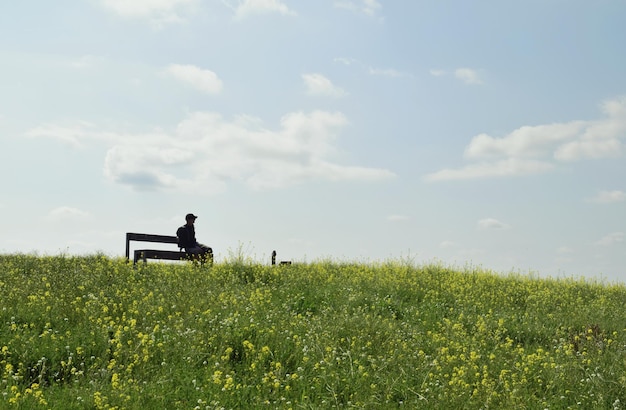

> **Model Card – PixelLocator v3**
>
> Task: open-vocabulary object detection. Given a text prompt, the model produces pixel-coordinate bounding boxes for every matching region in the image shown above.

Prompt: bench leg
[133,250,148,266]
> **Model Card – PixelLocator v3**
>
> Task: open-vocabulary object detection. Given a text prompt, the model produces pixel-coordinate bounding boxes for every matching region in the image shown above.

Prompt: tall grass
[1,254,625,409]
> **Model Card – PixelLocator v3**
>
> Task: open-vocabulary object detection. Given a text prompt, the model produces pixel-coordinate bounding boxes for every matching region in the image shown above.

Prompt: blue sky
[1,0,625,281]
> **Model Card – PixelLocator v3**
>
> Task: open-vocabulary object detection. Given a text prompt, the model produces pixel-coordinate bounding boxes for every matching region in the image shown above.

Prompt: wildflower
[221,347,233,361]
[212,370,223,384]
[111,372,120,389]
[93,391,107,409]
[223,375,234,391]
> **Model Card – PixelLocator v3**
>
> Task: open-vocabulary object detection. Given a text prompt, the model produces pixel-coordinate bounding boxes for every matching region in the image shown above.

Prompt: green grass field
[1,254,625,409]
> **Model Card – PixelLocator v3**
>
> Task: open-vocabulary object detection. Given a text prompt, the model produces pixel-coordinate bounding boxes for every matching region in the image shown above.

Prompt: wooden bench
[126,232,191,265]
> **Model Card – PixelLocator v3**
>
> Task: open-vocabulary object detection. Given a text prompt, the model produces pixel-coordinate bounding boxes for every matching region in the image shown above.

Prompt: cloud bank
[26,111,395,193]
[425,96,626,181]
[106,111,394,191]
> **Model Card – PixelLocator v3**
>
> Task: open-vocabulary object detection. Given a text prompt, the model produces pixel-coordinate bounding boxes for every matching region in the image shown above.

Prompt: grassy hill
[1,254,625,409]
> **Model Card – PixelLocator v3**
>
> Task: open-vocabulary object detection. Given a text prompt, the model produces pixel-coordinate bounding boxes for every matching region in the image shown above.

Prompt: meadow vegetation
[1,254,625,409]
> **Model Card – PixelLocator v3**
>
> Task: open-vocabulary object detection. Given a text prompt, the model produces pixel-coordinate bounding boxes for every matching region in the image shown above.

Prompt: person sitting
[176,213,213,264]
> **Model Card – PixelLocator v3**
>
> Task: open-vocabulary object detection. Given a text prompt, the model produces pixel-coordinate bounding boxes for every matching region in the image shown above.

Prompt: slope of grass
[1,254,625,409]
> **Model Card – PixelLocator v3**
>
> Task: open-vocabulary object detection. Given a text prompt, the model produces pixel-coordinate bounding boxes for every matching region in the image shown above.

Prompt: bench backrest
[125,232,179,260]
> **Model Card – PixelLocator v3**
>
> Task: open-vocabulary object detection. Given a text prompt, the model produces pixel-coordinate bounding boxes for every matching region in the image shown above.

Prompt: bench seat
[133,249,189,264]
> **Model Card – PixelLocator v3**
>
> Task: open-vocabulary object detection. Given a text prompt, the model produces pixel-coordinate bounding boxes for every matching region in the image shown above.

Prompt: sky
[1,0,625,282]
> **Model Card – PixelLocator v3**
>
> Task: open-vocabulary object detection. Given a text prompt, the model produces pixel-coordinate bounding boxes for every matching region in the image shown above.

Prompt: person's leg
[199,244,213,265]
[185,246,203,262]
[186,245,213,265]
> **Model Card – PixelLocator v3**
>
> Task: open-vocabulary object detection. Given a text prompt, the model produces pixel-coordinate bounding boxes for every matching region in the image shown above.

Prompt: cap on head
[185,213,198,221]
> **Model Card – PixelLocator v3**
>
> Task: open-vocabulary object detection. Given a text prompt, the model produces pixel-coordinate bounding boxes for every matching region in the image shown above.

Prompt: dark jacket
[176,224,197,250]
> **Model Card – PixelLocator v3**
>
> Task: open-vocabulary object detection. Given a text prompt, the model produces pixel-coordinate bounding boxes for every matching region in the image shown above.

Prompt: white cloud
[334,0,382,16]
[464,122,587,160]
[100,0,196,24]
[477,218,510,230]
[225,0,295,19]
[426,96,626,181]
[555,97,626,161]
[98,110,394,192]
[302,73,347,98]
[595,232,624,247]
[48,206,90,221]
[466,97,626,163]
[165,64,223,94]
[588,190,626,204]
[429,69,445,77]
[424,158,554,182]
[455,68,483,85]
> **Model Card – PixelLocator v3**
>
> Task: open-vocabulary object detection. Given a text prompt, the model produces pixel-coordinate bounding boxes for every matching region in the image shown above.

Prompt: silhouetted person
[176,213,213,264]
